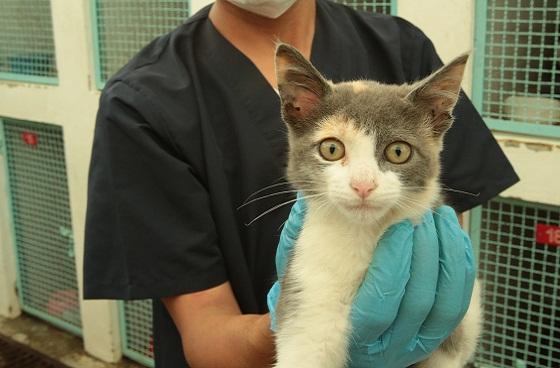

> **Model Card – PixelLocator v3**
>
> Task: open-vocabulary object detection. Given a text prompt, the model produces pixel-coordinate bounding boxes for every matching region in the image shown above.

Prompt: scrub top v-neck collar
[196,0,345,125]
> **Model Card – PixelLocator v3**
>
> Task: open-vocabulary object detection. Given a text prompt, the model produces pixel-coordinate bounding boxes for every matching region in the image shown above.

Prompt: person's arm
[162,282,274,368]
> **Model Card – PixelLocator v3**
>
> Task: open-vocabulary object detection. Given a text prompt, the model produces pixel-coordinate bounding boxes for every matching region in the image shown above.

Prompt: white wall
[0,0,558,364]
[399,0,475,95]
[0,151,20,318]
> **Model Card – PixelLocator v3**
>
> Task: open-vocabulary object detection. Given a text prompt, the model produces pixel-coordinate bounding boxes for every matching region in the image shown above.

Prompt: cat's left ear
[406,53,469,137]
[276,43,331,132]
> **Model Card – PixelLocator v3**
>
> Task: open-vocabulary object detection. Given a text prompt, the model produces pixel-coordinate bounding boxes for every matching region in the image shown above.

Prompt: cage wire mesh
[93,0,190,86]
[0,0,57,82]
[1,118,81,334]
[121,300,154,367]
[472,197,559,368]
[334,0,393,13]
[479,0,560,129]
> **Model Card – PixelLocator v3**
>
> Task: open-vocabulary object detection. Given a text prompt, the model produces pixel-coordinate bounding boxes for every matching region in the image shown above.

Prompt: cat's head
[275,44,468,224]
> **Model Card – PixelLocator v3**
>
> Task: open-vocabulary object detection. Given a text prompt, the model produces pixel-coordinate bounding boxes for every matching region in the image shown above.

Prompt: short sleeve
[84,81,227,300]
[399,21,519,212]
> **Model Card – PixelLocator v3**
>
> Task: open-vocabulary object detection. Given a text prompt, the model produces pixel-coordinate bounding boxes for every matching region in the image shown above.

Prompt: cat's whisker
[242,179,323,204]
[395,196,438,210]
[393,198,465,230]
[275,191,330,233]
[277,219,289,232]
[314,196,333,215]
[392,195,435,210]
[237,189,316,210]
[244,182,293,202]
[392,201,437,222]
[245,193,326,226]
[441,186,480,197]
[398,184,480,198]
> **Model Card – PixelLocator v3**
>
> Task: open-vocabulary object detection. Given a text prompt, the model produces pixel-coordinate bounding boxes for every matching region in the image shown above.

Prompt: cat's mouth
[336,200,390,224]
[343,201,383,212]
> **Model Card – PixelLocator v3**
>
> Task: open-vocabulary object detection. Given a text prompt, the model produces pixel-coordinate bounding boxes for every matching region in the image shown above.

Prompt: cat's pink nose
[351,180,376,199]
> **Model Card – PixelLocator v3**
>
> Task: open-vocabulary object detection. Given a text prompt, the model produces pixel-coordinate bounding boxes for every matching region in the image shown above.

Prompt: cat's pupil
[395,147,402,156]
[329,145,336,154]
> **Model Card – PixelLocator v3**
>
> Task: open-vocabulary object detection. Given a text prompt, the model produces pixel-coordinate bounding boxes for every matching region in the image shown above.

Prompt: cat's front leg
[274,301,351,368]
[274,264,354,368]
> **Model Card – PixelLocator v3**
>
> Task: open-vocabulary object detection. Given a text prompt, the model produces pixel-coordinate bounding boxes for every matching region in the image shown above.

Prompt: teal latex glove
[267,193,307,331]
[267,197,476,368]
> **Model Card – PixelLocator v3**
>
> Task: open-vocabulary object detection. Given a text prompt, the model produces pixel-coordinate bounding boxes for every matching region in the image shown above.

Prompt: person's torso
[112,2,436,366]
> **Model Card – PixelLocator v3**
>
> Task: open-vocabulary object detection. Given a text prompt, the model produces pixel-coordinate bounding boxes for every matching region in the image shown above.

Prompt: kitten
[273,44,482,368]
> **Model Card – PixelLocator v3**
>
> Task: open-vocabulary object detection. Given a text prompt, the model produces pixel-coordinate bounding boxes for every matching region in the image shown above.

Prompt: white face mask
[226,0,298,19]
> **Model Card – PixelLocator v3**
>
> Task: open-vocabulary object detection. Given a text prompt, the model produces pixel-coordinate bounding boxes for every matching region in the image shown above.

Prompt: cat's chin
[336,202,392,225]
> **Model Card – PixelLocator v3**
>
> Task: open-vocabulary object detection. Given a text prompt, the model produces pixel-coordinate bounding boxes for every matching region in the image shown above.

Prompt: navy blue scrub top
[84,1,519,366]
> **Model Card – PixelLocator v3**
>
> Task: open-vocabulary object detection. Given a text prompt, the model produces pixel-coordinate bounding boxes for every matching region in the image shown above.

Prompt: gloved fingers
[389,210,439,345]
[267,281,282,331]
[417,206,468,349]
[350,220,414,343]
[460,230,476,316]
[276,193,307,278]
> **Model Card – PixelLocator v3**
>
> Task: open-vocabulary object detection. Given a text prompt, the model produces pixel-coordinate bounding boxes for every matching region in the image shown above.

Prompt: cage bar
[0,118,81,335]
[0,0,58,83]
[470,197,560,368]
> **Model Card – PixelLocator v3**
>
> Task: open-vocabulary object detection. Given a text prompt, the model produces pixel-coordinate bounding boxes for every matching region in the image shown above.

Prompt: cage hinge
[59,226,75,258]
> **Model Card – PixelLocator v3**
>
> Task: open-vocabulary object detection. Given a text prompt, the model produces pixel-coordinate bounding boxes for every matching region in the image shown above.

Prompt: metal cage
[0,0,58,84]
[91,0,191,88]
[0,118,81,335]
[473,0,560,138]
[120,300,154,367]
[334,0,397,14]
[470,197,560,368]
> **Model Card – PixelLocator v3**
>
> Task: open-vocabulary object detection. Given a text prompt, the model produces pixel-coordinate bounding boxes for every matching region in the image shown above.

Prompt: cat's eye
[385,141,412,164]
[319,138,345,161]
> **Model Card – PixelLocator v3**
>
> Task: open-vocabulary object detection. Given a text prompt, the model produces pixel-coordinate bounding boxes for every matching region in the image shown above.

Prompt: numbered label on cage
[21,131,38,147]
[535,224,560,247]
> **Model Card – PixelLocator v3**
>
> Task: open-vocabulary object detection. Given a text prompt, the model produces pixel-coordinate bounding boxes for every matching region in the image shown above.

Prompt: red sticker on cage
[535,224,560,247]
[21,132,38,147]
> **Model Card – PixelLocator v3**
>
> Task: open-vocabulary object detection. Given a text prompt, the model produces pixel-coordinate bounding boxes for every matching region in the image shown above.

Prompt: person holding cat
[84,1,519,367]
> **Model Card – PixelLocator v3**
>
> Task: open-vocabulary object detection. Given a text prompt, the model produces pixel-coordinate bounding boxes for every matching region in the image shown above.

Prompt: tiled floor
[0,314,141,368]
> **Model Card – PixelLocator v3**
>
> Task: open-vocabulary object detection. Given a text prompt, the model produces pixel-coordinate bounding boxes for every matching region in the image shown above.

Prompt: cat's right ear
[275,43,331,132]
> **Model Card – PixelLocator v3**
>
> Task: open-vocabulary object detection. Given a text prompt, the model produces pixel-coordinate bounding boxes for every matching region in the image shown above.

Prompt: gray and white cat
[273,44,482,368]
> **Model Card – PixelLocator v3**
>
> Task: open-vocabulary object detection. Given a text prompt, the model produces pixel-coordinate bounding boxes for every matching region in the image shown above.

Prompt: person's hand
[267,193,307,331]
[267,197,475,368]
[348,206,475,367]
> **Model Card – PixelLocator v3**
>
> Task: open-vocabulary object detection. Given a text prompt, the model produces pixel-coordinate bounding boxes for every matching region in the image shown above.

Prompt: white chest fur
[274,203,386,368]
[293,206,382,303]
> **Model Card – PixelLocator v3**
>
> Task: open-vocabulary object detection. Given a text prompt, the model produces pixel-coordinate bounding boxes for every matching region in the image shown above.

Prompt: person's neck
[209,0,316,88]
